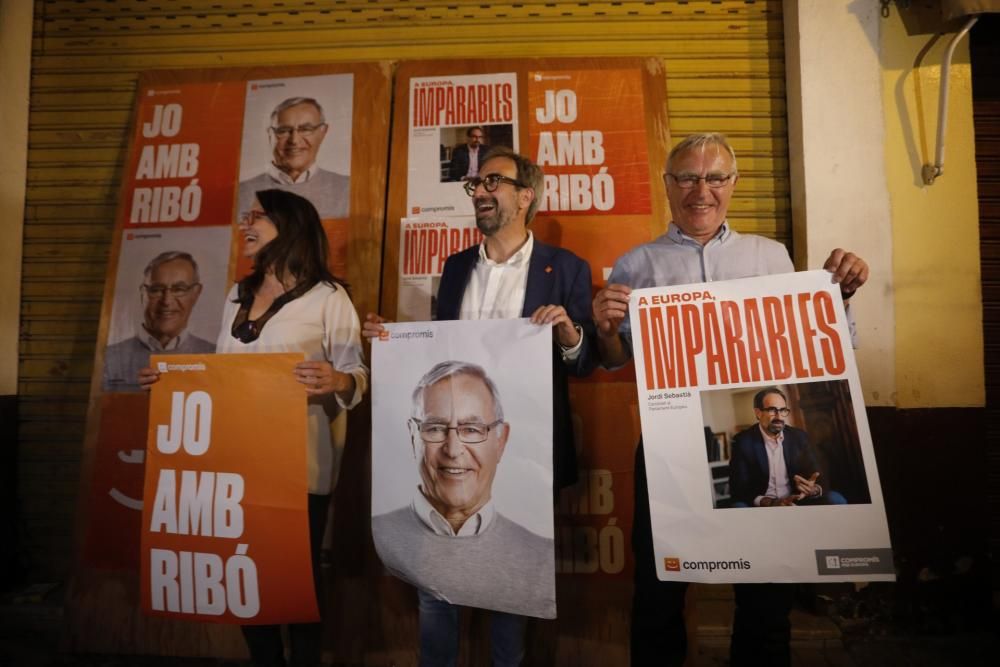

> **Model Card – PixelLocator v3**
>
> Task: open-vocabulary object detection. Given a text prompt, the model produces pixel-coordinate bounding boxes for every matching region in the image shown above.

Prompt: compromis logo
[386,329,434,341]
[419,205,456,214]
[665,557,752,573]
[161,362,207,372]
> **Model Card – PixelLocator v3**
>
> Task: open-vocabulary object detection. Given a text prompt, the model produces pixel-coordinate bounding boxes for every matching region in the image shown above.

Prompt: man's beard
[766,420,784,435]
[474,196,513,236]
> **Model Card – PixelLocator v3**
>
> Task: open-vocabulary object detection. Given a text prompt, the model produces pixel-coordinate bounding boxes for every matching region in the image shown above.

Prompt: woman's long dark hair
[242,189,345,294]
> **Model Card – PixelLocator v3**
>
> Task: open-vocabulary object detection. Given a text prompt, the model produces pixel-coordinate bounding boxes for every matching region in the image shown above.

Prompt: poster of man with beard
[395,72,520,321]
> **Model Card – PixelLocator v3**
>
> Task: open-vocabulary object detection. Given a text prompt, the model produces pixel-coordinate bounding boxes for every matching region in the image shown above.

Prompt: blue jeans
[417,589,526,667]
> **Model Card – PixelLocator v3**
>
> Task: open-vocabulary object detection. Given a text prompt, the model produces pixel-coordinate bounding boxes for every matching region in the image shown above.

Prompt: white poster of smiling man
[370,318,555,619]
[102,227,230,393]
[236,73,354,221]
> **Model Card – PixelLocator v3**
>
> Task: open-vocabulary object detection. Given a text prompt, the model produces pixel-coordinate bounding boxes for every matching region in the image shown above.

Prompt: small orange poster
[140,353,316,624]
[528,68,651,216]
[121,81,245,229]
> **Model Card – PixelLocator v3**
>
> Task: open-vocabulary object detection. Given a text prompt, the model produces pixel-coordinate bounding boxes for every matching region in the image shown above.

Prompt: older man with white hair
[237,96,349,219]
[593,132,869,667]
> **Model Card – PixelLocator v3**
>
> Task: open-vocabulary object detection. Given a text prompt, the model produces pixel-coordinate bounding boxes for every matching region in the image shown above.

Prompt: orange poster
[528,69,651,216]
[140,353,316,624]
[122,82,245,229]
[556,383,640,577]
[526,66,655,329]
[83,393,149,570]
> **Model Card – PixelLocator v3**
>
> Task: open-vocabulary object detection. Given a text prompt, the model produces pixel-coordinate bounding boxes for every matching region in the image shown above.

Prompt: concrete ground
[2,633,996,667]
[1,583,995,666]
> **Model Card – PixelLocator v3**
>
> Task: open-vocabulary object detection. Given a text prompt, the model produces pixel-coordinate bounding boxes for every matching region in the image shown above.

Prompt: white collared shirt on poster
[412,490,496,537]
[465,145,481,179]
[756,426,790,505]
[266,161,318,185]
[137,323,183,351]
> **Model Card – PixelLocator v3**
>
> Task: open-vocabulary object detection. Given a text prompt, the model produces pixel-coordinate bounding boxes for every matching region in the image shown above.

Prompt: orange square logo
[411,206,421,215]
[378,330,389,341]
[664,557,680,571]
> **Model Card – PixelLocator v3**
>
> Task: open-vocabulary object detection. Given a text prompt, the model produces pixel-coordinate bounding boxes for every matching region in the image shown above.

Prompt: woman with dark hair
[227,188,367,667]
[141,188,367,667]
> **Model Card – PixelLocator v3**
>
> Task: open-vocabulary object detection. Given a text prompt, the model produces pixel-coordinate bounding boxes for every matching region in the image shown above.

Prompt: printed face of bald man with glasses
[408,361,510,534]
[268,98,329,182]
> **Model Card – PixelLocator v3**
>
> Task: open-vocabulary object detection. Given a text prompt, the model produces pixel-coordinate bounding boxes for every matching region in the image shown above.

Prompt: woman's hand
[294,360,355,397]
[362,312,391,339]
[138,366,161,390]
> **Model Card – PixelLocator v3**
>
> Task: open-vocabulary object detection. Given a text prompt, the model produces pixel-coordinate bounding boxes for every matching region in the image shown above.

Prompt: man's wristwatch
[558,323,583,351]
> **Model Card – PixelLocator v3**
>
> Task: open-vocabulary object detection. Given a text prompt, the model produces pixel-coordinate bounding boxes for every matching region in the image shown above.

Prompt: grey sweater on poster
[373,506,556,619]
[102,333,215,392]
[238,168,349,220]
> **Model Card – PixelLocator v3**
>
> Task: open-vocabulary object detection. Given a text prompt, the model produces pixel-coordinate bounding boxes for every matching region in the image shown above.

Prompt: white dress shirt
[458,232,583,359]
[459,233,534,321]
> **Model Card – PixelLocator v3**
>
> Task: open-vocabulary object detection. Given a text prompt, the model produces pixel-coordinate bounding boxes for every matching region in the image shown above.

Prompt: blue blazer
[435,239,596,488]
[447,144,492,182]
[728,424,821,506]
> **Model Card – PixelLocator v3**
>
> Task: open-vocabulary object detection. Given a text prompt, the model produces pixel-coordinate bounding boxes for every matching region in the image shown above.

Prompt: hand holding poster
[370,319,556,618]
[629,271,893,583]
[141,353,317,624]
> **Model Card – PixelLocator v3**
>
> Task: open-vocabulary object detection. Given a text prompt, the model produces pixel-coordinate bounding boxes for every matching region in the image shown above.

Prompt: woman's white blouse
[217,281,369,494]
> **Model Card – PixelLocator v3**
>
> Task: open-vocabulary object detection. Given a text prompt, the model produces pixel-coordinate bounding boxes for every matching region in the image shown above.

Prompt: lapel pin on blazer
[545,265,553,273]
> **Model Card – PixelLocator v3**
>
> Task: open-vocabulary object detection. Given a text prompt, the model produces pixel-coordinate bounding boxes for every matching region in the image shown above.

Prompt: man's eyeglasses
[142,283,200,299]
[761,407,791,417]
[463,174,528,197]
[270,123,326,139]
[666,172,736,189]
[410,418,504,444]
